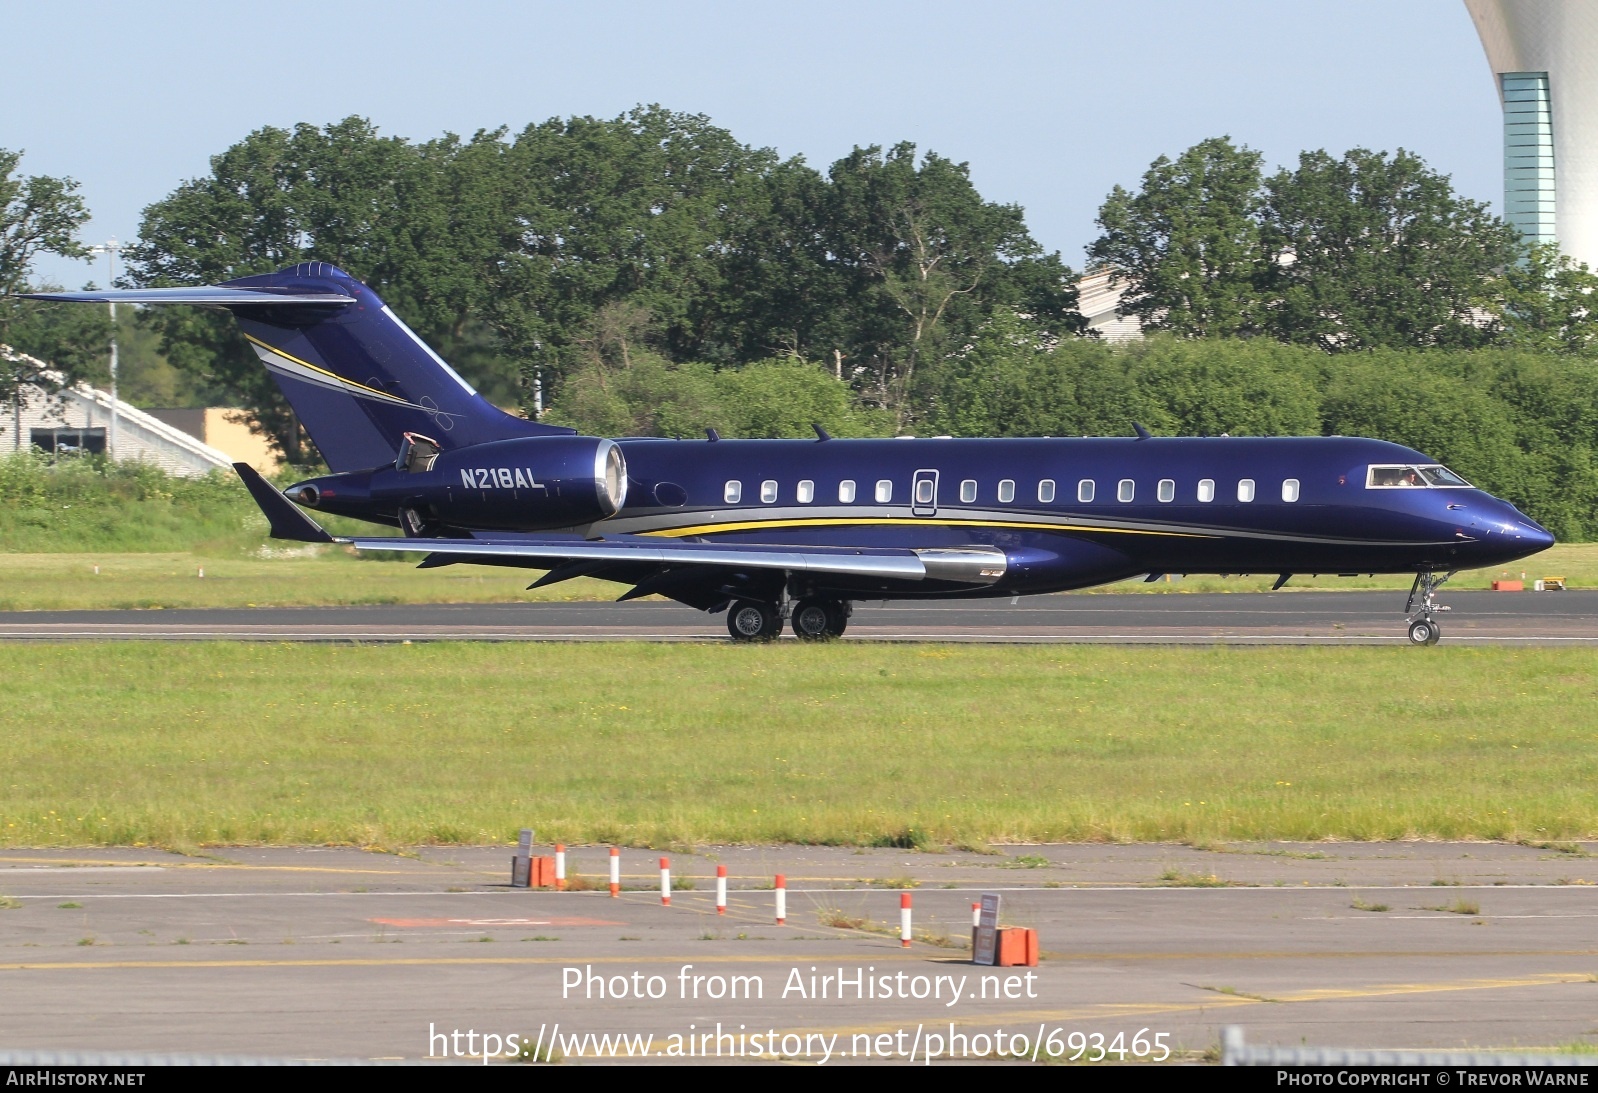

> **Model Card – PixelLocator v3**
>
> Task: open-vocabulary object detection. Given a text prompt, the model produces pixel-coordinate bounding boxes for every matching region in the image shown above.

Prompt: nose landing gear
[1404,569,1454,645]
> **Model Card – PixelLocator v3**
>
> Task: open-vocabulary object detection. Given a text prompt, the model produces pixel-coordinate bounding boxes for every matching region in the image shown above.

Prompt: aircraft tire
[792,598,835,641]
[727,600,780,642]
[1407,618,1440,646]
[826,601,849,638]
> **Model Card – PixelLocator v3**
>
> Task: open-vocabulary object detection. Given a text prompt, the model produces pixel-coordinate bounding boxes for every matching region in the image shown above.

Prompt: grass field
[3,642,1595,847]
[0,551,625,610]
[0,544,1593,611]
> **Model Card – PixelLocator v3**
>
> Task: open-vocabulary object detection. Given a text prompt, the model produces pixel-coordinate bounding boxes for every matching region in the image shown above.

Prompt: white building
[1466,0,1598,265]
[1076,268,1143,342]
[2,343,235,477]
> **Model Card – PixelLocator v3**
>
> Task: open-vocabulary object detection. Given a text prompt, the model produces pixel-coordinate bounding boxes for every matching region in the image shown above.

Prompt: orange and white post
[775,874,787,925]
[715,865,727,915]
[660,857,671,906]
[609,847,620,898]
[900,892,913,948]
[555,844,566,891]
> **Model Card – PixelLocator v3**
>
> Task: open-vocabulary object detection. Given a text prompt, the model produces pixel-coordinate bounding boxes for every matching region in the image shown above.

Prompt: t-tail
[23,262,572,471]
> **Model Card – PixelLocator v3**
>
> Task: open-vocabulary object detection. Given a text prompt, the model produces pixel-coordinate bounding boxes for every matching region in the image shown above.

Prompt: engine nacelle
[286,435,628,533]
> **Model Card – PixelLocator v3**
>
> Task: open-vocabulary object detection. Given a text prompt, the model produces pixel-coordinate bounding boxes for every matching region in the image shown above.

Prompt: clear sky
[5,0,1499,288]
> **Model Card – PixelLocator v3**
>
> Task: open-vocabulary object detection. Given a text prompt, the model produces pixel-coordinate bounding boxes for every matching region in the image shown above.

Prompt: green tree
[1088,136,1266,338]
[1490,242,1598,355]
[0,148,107,402]
[820,143,1072,425]
[1121,336,1322,437]
[489,107,778,377]
[127,110,1076,444]
[125,119,521,461]
[928,308,1107,437]
[1261,148,1518,351]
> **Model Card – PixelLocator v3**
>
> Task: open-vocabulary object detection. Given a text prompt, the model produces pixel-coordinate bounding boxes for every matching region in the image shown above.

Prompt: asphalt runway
[0,590,1594,644]
[3,843,1597,1064]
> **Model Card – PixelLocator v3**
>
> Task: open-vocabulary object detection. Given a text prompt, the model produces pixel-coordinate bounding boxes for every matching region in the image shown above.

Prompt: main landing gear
[789,597,850,641]
[1404,569,1454,646]
[725,597,850,642]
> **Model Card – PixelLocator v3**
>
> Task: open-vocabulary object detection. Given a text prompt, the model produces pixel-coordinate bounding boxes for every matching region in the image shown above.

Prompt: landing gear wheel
[727,600,781,642]
[791,598,847,641]
[1407,618,1441,646]
[1404,569,1454,647]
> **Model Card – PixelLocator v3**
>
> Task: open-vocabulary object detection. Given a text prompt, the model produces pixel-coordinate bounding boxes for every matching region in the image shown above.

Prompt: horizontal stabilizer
[233,463,334,543]
[21,287,355,306]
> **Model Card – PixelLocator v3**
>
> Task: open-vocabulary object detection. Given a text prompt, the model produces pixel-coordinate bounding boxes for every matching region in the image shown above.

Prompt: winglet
[233,462,334,543]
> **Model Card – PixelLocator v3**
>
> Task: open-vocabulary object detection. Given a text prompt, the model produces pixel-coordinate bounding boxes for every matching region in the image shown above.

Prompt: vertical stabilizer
[220,263,570,470]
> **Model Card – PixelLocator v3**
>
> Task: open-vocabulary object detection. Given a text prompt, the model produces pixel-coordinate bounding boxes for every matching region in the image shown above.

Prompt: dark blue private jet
[27,263,1555,644]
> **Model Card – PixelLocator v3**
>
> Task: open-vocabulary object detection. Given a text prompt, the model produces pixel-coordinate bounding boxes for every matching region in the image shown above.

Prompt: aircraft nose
[1524,522,1556,551]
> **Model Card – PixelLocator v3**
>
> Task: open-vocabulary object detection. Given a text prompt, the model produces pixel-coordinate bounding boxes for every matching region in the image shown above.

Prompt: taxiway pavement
[0,590,1594,644]
[2,843,1596,1063]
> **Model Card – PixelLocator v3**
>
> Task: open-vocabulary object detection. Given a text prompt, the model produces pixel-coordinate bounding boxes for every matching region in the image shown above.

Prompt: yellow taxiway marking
[1269,972,1593,1003]
[776,974,1598,1046]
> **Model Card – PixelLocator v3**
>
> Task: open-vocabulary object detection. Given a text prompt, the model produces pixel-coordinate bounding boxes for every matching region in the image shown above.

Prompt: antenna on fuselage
[812,423,832,442]
[706,428,721,442]
[1132,422,1152,441]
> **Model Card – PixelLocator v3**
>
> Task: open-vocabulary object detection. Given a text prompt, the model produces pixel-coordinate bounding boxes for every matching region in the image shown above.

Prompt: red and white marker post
[554,844,566,891]
[609,847,620,898]
[900,892,913,948]
[774,874,787,925]
[716,865,727,915]
[972,902,981,928]
[660,857,671,906]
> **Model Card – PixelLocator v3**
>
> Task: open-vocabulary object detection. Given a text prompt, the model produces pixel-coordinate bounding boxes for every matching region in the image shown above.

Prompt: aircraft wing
[345,534,1004,583]
[233,463,1006,586]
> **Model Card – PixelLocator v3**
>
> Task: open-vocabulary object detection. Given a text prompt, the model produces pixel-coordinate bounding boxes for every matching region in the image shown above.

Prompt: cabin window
[915,478,935,505]
[724,480,742,504]
[875,479,893,503]
[796,480,815,503]
[1157,479,1175,503]
[1078,479,1095,503]
[1237,479,1256,503]
[997,479,1016,503]
[1282,478,1300,503]
[1197,479,1215,503]
[1117,479,1135,503]
[839,480,856,503]
[959,479,977,503]
[1038,479,1056,503]
[760,480,778,503]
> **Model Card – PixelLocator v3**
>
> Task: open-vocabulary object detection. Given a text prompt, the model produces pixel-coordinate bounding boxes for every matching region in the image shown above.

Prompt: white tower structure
[1466,0,1598,267]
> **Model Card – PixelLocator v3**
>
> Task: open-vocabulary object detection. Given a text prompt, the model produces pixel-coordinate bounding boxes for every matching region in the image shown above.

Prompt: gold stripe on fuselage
[638,516,1219,539]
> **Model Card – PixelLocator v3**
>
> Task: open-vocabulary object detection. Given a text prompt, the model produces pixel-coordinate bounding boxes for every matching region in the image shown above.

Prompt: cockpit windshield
[1366,464,1473,489]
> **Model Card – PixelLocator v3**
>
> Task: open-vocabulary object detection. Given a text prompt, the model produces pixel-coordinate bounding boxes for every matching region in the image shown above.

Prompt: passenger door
[912,468,939,517]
